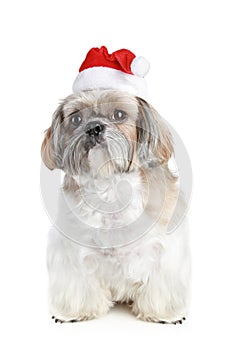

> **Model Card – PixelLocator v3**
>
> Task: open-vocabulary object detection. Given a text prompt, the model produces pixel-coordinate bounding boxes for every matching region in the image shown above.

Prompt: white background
[0,0,232,349]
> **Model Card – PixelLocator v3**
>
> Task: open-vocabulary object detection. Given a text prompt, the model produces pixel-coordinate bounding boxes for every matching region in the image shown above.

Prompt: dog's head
[41,90,173,177]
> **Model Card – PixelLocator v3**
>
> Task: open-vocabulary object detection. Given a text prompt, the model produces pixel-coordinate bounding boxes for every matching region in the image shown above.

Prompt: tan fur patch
[41,127,56,170]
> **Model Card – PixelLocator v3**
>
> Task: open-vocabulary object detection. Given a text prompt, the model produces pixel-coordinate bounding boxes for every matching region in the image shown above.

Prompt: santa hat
[72,46,150,100]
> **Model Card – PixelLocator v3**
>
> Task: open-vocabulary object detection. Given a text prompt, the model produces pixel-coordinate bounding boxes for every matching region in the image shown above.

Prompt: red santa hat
[72,46,150,99]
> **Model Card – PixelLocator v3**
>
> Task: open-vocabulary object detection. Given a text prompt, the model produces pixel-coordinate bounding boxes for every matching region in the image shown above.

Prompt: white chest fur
[56,172,152,248]
[78,172,144,227]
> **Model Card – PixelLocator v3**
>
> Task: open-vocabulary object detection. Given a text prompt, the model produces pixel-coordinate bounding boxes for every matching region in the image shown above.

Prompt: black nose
[85,121,105,138]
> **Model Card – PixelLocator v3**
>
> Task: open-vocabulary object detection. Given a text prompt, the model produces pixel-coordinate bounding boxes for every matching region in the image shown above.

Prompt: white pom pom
[131,56,150,77]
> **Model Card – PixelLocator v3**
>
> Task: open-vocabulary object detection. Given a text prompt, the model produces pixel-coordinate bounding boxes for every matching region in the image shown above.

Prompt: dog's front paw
[51,300,112,323]
[51,315,93,323]
[52,316,64,323]
[132,304,187,324]
[52,316,81,323]
[51,312,100,323]
[136,313,186,324]
[158,317,186,325]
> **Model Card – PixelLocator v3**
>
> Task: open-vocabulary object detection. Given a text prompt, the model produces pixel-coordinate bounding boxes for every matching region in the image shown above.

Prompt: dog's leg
[132,224,191,323]
[47,229,113,323]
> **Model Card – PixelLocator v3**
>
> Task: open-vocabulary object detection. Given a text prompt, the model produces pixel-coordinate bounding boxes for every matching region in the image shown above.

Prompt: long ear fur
[41,127,56,170]
[136,97,173,165]
[41,103,64,170]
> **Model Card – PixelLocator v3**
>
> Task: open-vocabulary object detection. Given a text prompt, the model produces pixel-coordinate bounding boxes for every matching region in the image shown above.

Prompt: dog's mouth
[84,134,106,152]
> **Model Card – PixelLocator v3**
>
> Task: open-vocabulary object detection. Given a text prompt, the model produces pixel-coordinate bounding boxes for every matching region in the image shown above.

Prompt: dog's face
[41,90,173,177]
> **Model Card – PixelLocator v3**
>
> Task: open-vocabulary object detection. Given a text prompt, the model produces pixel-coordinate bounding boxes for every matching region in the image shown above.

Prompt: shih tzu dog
[41,47,191,324]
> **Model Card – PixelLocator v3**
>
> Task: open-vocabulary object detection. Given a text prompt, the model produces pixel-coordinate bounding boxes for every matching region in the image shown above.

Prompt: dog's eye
[110,110,127,122]
[70,112,82,127]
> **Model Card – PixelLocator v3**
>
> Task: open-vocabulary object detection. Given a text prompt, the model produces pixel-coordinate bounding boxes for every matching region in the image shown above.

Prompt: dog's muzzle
[85,121,105,149]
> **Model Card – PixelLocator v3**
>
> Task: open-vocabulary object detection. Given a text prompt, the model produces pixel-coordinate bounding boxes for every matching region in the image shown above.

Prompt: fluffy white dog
[41,90,191,324]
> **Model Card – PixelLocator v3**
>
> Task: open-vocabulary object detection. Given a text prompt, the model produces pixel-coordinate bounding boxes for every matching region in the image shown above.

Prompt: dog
[41,89,191,324]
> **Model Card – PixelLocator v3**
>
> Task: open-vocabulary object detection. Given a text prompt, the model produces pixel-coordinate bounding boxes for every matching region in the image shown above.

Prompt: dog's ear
[41,103,64,170]
[41,127,56,170]
[136,97,173,165]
